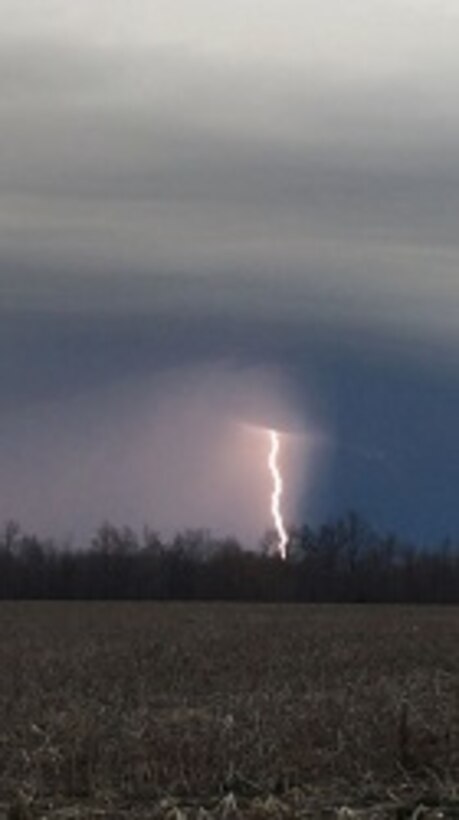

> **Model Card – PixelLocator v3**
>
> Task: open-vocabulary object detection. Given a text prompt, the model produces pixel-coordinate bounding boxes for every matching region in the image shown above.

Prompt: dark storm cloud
[2,0,459,541]
[2,300,459,543]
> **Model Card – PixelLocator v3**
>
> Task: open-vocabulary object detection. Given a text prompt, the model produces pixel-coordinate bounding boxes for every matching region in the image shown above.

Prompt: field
[0,604,459,818]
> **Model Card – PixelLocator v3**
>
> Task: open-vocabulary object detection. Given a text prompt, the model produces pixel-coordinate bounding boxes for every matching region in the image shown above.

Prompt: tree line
[0,513,458,602]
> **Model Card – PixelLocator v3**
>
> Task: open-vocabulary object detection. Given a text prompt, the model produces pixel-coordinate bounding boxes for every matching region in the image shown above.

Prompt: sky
[2,0,459,546]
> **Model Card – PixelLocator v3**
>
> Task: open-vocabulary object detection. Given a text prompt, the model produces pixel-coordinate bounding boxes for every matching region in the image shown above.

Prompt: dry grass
[1,603,459,818]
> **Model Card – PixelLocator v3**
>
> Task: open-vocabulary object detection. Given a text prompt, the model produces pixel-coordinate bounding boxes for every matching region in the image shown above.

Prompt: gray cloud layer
[1,3,459,339]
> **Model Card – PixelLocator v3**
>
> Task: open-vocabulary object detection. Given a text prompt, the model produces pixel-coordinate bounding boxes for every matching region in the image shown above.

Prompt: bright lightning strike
[268,429,288,560]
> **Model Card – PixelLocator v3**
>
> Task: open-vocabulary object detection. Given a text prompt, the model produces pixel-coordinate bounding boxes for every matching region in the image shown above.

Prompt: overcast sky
[2,0,459,544]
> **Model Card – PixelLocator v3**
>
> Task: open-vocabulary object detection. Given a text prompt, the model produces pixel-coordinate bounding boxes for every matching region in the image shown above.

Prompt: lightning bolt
[268,429,288,560]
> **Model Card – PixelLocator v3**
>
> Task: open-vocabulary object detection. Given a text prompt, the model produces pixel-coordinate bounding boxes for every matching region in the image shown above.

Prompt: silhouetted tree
[0,515,458,602]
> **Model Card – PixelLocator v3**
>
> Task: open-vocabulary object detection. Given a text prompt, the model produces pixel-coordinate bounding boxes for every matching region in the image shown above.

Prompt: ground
[1,602,459,818]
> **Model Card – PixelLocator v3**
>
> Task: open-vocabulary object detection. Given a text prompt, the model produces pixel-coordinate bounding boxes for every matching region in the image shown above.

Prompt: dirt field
[0,603,458,818]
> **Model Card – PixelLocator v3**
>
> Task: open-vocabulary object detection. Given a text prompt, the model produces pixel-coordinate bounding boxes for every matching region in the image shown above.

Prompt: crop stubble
[0,603,458,817]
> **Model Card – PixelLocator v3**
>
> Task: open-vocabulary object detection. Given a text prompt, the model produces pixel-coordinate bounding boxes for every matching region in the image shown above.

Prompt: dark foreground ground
[0,603,459,818]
